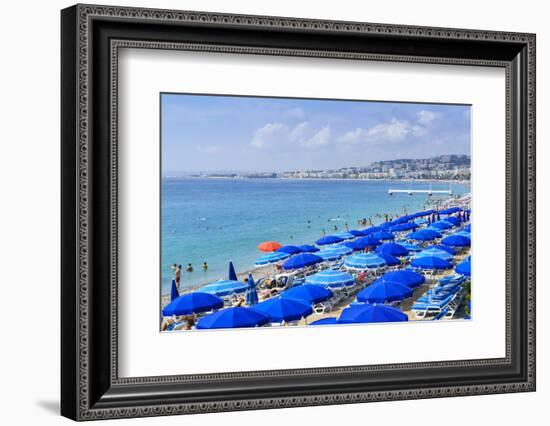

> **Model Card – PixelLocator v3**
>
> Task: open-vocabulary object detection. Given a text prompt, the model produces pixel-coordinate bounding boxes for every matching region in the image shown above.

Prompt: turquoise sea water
[161,178,469,293]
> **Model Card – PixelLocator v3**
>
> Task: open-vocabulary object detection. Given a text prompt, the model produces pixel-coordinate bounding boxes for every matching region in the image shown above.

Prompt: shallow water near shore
[161,178,469,294]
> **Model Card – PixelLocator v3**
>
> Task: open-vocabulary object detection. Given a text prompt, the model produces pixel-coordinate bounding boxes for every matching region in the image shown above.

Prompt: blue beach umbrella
[455,258,471,277]
[305,270,356,289]
[254,251,290,266]
[416,247,454,262]
[375,242,409,257]
[201,279,249,297]
[342,240,365,251]
[375,252,400,266]
[254,297,313,322]
[444,216,462,225]
[357,280,413,303]
[416,209,436,217]
[162,292,224,316]
[328,244,354,256]
[315,235,344,246]
[348,230,365,237]
[430,220,454,230]
[282,253,323,270]
[407,229,442,241]
[336,232,356,240]
[376,270,425,288]
[463,224,471,232]
[281,284,333,304]
[378,222,395,230]
[277,245,303,255]
[316,249,343,261]
[310,317,340,325]
[246,273,259,306]
[228,261,238,281]
[441,234,471,247]
[396,214,414,223]
[196,307,270,329]
[429,244,456,255]
[297,244,320,253]
[396,241,422,252]
[339,303,408,324]
[411,256,452,270]
[440,207,462,215]
[371,231,395,241]
[344,253,388,270]
[414,218,429,225]
[170,279,179,302]
[354,236,382,247]
[360,226,382,235]
[390,222,418,232]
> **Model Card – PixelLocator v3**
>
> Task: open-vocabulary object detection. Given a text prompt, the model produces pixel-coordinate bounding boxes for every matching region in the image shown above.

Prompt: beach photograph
[160,93,472,331]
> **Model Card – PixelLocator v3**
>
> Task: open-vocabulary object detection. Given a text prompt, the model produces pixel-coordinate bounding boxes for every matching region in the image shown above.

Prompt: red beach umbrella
[258,241,282,252]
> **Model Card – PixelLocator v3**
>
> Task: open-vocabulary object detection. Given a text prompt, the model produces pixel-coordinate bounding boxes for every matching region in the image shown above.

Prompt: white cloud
[250,123,288,148]
[337,110,442,144]
[339,119,411,144]
[338,128,364,144]
[289,121,310,142]
[416,110,439,125]
[365,118,411,142]
[251,121,331,149]
[300,125,331,147]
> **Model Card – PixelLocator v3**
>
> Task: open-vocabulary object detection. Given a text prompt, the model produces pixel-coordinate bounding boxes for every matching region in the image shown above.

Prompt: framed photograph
[61,4,536,421]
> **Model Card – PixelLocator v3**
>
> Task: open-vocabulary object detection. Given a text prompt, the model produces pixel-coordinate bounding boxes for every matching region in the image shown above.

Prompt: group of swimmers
[171,262,208,288]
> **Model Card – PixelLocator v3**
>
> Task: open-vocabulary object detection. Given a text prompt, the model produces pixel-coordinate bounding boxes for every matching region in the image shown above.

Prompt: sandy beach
[162,191,471,327]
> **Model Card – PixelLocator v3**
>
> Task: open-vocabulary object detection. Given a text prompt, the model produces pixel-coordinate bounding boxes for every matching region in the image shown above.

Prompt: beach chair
[411,293,457,319]
[313,299,336,314]
[433,307,451,321]
[439,274,466,286]
[165,321,186,331]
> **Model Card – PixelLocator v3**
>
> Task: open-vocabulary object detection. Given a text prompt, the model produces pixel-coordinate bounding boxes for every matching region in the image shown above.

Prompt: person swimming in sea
[186,263,194,273]
[202,262,208,271]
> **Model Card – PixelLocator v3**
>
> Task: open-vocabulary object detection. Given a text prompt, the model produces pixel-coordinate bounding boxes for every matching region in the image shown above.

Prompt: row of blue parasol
[254,209,469,268]
[170,229,470,306]
[311,304,409,325]
[164,206,470,328]
[165,254,470,329]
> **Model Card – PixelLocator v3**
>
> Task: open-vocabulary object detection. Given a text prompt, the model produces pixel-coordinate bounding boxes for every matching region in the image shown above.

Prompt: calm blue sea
[161,178,469,293]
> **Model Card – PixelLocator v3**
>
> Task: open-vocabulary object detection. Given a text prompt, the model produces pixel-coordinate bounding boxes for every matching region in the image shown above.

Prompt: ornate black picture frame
[61,4,536,421]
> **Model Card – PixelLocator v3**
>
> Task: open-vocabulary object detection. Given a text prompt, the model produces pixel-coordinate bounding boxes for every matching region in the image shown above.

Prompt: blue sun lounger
[411,293,457,319]
[432,306,450,320]
[439,274,466,286]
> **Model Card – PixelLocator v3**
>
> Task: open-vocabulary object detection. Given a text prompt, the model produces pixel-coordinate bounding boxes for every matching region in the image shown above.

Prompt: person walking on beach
[186,263,194,273]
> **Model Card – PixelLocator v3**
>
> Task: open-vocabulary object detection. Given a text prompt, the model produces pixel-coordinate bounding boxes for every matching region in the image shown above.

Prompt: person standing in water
[186,263,194,273]
[202,262,208,271]
[171,264,182,288]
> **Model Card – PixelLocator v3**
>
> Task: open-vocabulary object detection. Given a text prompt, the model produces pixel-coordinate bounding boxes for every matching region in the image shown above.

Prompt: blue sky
[161,93,471,174]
